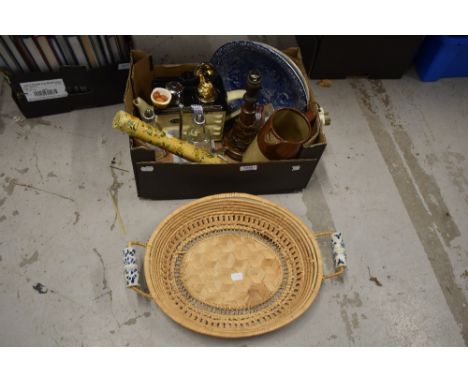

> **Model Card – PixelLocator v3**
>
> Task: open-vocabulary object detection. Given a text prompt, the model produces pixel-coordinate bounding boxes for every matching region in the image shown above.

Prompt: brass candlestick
[224,70,262,161]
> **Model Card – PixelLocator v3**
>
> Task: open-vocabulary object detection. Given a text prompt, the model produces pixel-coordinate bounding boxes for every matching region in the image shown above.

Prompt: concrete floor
[0,71,467,346]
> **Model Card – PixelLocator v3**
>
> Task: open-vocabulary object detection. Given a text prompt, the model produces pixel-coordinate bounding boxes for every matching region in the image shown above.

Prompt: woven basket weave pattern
[144,193,323,338]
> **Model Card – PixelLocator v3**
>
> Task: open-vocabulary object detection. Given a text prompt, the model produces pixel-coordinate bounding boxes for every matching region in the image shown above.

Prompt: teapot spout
[133,97,154,118]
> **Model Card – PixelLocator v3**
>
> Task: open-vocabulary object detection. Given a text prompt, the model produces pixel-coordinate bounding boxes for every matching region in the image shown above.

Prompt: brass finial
[195,63,217,104]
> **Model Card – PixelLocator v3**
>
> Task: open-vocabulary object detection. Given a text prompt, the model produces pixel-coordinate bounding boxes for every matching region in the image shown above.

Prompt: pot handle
[122,241,152,299]
[304,109,317,123]
[314,231,347,280]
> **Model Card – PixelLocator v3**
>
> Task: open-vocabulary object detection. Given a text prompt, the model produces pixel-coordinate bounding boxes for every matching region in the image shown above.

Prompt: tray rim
[143,192,324,338]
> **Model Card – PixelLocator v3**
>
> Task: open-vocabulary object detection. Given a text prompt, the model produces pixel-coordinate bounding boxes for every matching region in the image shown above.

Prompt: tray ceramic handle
[122,241,152,299]
[314,231,347,280]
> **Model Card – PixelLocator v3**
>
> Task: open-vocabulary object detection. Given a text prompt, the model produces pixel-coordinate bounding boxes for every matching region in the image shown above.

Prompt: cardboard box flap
[124,50,153,114]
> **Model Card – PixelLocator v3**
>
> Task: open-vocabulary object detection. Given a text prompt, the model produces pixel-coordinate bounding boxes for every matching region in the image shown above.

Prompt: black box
[4,64,129,118]
[124,49,326,200]
[296,35,424,79]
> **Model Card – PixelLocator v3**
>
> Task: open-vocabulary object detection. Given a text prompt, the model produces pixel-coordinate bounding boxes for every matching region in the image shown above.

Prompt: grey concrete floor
[0,71,467,346]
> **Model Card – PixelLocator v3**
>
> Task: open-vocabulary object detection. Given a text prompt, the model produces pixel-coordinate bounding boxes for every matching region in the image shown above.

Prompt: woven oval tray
[123,193,347,338]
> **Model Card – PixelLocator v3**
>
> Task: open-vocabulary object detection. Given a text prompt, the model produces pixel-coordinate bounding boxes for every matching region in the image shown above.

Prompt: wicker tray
[123,193,347,338]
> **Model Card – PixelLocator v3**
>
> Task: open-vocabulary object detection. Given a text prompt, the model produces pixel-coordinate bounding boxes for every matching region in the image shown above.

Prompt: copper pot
[243,108,317,162]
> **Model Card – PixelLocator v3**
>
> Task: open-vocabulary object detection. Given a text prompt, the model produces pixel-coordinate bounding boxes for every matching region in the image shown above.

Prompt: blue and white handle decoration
[123,247,140,287]
[331,232,347,270]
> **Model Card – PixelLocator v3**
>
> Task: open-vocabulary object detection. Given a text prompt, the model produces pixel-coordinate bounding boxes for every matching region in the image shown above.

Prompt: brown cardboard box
[124,48,327,200]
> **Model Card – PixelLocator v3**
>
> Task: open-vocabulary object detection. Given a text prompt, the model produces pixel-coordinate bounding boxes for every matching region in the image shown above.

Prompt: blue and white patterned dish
[210,41,309,112]
[256,42,311,105]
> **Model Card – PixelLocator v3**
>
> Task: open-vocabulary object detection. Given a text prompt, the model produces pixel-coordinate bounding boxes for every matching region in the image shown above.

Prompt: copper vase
[243,108,318,162]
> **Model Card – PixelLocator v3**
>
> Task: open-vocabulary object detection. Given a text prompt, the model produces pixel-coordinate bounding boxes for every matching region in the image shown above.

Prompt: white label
[240,165,258,172]
[292,165,301,171]
[140,165,154,172]
[231,272,243,281]
[118,62,130,70]
[20,79,68,102]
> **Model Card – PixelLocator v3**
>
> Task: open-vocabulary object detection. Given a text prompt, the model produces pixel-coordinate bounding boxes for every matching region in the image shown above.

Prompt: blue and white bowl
[210,41,309,112]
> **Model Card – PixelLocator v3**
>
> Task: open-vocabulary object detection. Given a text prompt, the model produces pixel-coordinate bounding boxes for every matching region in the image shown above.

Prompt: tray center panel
[180,233,282,309]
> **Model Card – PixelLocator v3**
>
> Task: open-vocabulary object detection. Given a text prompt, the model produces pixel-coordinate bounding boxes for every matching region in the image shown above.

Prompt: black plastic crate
[296,35,424,79]
[4,64,129,118]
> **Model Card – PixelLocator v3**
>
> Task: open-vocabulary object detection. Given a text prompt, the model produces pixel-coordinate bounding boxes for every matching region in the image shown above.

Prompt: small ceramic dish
[151,87,172,109]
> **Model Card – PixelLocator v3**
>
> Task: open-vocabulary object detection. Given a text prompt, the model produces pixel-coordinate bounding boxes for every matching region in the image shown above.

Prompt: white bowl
[151,87,172,109]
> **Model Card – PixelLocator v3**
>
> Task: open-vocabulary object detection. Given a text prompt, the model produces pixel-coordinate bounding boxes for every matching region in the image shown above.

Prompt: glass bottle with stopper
[186,104,211,152]
[224,70,263,161]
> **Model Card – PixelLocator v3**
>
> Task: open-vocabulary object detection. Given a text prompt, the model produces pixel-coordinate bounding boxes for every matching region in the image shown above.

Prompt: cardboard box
[125,48,326,200]
[5,64,129,118]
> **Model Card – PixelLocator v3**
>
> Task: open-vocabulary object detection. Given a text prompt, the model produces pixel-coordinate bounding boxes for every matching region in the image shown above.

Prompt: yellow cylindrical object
[112,111,226,164]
